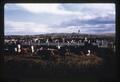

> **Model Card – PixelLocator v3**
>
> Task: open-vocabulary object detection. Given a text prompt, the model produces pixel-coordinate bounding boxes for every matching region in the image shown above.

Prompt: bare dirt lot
[0,48,117,82]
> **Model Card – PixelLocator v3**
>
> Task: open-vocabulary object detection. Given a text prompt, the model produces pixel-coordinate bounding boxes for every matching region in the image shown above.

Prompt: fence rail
[20,42,110,48]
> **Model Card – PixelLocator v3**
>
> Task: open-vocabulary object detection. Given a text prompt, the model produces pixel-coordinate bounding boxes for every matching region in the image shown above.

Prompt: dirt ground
[0,48,117,82]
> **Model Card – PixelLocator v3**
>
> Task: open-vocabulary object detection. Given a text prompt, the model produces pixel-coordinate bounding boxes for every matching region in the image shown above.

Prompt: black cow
[36,48,54,61]
[83,40,98,54]
[4,42,17,55]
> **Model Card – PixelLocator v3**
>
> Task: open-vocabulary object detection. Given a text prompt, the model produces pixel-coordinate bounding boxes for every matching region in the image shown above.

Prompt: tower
[78,29,80,34]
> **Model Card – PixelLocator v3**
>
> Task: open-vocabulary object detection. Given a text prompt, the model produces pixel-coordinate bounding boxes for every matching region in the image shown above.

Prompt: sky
[4,3,115,35]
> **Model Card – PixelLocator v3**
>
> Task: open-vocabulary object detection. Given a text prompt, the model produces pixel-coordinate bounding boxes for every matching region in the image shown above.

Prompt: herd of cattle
[3,35,116,63]
[4,40,100,60]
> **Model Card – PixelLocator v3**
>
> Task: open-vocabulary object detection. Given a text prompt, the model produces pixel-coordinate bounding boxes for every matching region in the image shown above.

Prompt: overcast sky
[4,3,115,35]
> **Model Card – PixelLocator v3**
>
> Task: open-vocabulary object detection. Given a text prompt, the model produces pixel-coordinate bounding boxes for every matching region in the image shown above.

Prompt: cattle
[17,44,21,53]
[35,45,67,61]
[31,45,34,53]
[16,45,32,55]
[36,47,54,61]
[20,47,31,55]
[4,42,17,55]
[86,50,91,56]
[83,39,99,55]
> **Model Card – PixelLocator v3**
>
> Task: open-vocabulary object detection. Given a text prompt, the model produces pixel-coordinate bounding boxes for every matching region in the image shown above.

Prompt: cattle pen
[2,34,116,80]
[1,43,117,79]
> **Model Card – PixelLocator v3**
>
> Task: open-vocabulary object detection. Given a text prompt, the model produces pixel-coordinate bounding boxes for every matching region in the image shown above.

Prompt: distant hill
[5,33,115,38]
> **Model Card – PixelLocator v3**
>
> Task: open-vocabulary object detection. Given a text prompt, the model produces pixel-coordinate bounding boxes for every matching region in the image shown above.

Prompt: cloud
[5,20,88,35]
[5,20,115,35]
[58,12,115,26]
[15,3,115,19]
[5,3,115,35]
[51,15,115,34]
[61,3,115,16]
[5,4,21,10]
[15,4,82,15]
[5,3,115,23]
[5,21,51,34]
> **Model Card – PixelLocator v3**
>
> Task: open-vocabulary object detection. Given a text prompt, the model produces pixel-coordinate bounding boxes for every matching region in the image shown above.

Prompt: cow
[36,47,54,61]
